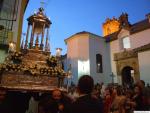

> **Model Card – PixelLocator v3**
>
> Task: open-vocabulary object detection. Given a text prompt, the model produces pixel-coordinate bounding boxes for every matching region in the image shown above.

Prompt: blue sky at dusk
[22,0,150,55]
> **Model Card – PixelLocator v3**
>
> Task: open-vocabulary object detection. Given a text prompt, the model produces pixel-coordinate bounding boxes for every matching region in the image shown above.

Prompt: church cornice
[133,43,150,53]
[64,31,103,44]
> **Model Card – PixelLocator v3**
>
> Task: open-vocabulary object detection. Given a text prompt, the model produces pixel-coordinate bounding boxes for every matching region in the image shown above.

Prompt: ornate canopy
[27,7,51,33]
[0,7,67,92]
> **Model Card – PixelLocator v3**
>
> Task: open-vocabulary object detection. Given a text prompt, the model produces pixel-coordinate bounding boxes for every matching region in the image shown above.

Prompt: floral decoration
[0,63,67,77]
[47,56,57,67]
[0,52,67,77]
[11,52,23,63]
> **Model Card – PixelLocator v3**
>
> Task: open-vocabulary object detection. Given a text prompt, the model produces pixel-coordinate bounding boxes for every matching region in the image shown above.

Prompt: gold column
[24,24,30,49]
[40,24,45,50]
[29,22,35,49]
[35,34,39,50]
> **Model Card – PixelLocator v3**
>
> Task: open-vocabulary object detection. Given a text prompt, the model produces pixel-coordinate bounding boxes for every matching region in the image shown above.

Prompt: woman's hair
[115,86,122,96]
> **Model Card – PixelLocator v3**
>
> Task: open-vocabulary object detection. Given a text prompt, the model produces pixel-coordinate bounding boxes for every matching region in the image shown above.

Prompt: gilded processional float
[0,7,67,92]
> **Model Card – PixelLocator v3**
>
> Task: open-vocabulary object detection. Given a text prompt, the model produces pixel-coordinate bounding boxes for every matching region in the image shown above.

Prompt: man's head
[136,80,145,89]
[77,75,94,94]
[52,89,62,100]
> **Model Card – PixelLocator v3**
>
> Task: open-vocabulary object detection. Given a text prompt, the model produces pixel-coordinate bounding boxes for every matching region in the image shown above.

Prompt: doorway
[121,66,134,88]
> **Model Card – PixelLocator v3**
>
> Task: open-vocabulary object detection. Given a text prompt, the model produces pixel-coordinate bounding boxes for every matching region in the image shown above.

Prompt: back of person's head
[140,80,145,86]
[136,80,145,89]
[116,86,122,96]
[78,75,94,94]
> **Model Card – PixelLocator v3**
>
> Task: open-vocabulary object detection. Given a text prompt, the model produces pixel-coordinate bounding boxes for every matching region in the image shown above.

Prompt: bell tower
[102,17,120,36]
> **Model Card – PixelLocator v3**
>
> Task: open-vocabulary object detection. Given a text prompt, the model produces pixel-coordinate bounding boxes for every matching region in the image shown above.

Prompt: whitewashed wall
[109,40,120,83]
[138,50,150,85]
[130,29,150,49]
[66,36,79,84]
[89,34,111,84]
[77,34,90,78]
[66,33,90,84]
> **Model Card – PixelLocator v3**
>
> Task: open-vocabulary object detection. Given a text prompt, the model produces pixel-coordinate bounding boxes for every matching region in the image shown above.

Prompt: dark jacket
[0,91,31,113]
[70,94,103,113]
[133,94,144,111]
[39,94,72,113]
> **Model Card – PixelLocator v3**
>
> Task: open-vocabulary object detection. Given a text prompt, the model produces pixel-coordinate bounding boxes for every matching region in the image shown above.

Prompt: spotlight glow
[78,60,90,78]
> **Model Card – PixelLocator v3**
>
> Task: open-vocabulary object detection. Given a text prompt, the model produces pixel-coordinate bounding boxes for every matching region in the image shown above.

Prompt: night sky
[22,0,150,55]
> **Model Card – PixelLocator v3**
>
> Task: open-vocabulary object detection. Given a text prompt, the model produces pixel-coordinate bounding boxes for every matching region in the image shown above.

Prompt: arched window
[96,54,103,73]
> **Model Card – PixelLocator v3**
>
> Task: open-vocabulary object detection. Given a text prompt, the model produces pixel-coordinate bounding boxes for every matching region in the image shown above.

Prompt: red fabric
[103,95,112,113]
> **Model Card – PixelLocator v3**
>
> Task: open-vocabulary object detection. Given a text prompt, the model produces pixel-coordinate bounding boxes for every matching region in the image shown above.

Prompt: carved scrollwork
[114,50,137,61]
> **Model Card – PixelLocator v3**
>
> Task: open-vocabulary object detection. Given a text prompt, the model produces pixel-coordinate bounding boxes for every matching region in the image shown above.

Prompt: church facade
[65,13,150,85]
[106,13,150,85]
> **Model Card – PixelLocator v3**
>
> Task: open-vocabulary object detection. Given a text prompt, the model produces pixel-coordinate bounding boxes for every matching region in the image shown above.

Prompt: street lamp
[8,42,16,53]
[56,48,62,57]
[56,48,62,68]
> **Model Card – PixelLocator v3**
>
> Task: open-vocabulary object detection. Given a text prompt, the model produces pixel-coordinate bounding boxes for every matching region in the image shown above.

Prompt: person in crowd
[110,86,126,113]
[95,83,101,92]
[92,89,103,103]
[103,87,112,113]
[136,80,150,110]
[0,90,31,113]
[26,93,39,113]
[131,85,144,111]
[101,82,106,98]
[38,89,72,113]
[124,90,134,113]
[68,86,79,102]
[70,75,103,113]
[0,89,7,112]
[0,89,6,102]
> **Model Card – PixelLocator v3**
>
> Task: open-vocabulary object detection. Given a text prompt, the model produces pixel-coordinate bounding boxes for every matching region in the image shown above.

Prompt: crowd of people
[67,78,150,113]
[0,75,150,113]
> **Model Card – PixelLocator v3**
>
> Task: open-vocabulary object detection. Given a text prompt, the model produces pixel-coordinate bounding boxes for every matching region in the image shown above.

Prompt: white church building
[65,31,112,84]
[64,13,150,86]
